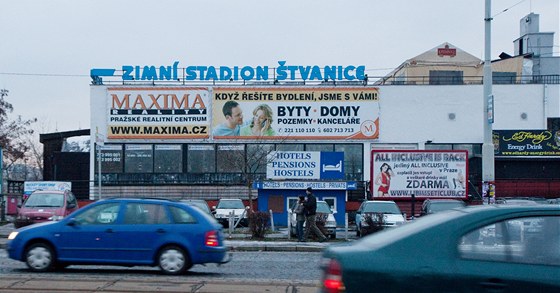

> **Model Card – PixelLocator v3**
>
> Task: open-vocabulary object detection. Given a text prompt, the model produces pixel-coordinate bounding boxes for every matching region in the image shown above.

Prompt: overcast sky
[0,0,558,133]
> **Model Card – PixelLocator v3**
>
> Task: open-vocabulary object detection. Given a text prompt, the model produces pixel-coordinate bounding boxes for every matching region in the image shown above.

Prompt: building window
[321,196,337,213]
[96,144,123,173]
[247,144,274,174]
[335,144,363,180]
[277,144,304,151]
[217,144,245,173]
[306,144,334,152]
[124,144,153,173]
[429,70,464,85]
[154,144,182,173]
[493,72,517,84]
[188,144,215,173]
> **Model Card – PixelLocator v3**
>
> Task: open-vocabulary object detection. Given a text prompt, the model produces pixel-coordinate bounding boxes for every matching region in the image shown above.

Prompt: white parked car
[289,200,337,239]
[355,200,406,236]
[213,199,248,227]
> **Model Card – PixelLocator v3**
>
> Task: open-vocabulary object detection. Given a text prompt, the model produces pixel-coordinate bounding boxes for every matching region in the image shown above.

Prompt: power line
[0,72,88,77]
[492,0,528,18]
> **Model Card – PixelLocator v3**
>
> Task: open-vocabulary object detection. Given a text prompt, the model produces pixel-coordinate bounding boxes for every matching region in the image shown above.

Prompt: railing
[375,74,560,85]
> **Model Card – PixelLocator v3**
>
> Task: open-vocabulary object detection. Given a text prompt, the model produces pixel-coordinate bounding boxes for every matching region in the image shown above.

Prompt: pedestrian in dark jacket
[303,187,328,242]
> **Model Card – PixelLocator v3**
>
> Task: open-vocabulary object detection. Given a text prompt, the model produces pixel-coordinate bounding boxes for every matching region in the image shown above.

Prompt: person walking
[303,187,328,242]
[292,195,306,242]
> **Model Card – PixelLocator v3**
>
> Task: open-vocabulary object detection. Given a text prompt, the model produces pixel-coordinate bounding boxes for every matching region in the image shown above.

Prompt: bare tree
[217,136,286,210]
[0,89,38,183]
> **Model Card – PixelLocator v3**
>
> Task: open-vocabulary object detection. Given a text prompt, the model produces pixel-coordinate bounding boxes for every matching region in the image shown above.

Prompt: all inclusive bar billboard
[371,150,468,199]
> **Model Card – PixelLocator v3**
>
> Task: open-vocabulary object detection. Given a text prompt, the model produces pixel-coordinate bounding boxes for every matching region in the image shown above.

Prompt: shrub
[361,213,385,236]
[248,210,270,239]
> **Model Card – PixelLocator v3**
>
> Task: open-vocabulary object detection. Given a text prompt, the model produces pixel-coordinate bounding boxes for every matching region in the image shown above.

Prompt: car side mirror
[17,203,22,208]
[332,210,337,214]
[67,203,77,209]
[66,218,78,226]
[212,206,216,210]
[245,206,250,210]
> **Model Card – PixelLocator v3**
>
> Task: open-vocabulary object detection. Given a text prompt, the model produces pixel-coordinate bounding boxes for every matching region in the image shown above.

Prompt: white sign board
[371,150,468,198]
[24,181,72,196]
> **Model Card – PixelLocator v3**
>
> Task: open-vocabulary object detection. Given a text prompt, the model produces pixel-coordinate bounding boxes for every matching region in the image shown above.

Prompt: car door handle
[479,279,507,290]
[156,228,166,234]
[105,228,114,233]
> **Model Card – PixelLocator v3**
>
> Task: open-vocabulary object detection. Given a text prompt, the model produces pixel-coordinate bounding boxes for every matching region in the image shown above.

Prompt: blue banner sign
[254,181,357,190]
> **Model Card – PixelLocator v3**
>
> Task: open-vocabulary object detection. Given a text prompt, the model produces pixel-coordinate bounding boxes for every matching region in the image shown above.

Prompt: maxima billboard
[371,150,468,199]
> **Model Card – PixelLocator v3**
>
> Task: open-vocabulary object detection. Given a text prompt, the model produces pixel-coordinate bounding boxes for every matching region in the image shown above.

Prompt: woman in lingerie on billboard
[375,163,394,197]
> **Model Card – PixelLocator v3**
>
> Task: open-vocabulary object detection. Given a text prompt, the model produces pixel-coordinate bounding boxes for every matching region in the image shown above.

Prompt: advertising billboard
[371,150,468,199]
[267,151,344,180]
[212,87,379,140]
[106,87,211,139]
[493,129,560,157]
[24,181,72,196]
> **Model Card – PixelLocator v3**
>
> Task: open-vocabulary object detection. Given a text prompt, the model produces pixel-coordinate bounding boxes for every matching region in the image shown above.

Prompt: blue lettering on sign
[320,152,344,180]
[92,61,367,82]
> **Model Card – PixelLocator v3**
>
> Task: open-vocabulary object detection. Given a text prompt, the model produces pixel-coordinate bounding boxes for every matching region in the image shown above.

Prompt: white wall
[89,84,560,191]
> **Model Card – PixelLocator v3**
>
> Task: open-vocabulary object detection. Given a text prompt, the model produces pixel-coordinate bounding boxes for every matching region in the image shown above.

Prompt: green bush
[248,210,270,239]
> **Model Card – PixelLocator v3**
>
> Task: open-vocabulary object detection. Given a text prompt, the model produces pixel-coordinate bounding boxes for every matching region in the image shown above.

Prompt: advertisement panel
[371,150,468,199]
[493,129,560,157]
[267,151,344,180]
[212,87,379,140]
[24,181,72,196]
[254,181,355,190]
[107,87,211,139]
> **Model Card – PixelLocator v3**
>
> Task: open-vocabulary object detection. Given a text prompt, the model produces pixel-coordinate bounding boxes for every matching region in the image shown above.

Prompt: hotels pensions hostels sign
[266,151,345,180]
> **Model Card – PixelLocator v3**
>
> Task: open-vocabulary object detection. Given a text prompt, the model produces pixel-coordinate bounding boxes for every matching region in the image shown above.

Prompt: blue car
[7,198,230,275]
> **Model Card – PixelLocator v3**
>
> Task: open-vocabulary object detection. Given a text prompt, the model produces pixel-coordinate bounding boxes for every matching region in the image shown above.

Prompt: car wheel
[158,246,192,275]
[25,243,55,272]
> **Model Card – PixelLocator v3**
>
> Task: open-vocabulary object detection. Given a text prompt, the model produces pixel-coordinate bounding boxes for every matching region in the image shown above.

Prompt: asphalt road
[0,250,324,292]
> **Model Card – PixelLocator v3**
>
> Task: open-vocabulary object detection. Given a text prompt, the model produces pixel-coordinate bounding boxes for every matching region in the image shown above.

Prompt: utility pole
[482,0,495,200]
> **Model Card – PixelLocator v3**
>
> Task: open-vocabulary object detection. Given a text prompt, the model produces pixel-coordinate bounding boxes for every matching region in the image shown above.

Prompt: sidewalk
[0,222,347,251]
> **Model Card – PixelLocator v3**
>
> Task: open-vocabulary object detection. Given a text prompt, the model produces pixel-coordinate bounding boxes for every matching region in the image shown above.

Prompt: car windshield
[364,202,401,214]
[217,200,245,209]
[430,201,466,212]
[182,200,211,213]
[24,193,64,208]
[316,202,332,213]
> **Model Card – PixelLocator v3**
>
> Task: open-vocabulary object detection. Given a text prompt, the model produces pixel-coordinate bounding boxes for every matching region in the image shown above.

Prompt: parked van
[14,190,79,228]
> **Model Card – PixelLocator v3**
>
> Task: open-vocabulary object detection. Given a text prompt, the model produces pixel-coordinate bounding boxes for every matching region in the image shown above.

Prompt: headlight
[8,232,19,240]
[48,215,64,221]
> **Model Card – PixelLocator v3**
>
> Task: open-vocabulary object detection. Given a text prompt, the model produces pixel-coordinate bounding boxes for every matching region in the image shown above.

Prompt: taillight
[322,259,345,293]
[205,230,219,247]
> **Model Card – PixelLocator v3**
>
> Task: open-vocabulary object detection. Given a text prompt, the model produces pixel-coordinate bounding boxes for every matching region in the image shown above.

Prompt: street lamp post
[482,0,495,201]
